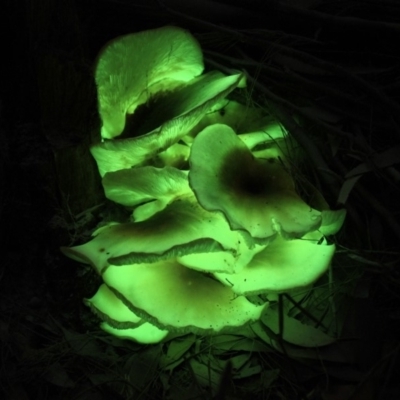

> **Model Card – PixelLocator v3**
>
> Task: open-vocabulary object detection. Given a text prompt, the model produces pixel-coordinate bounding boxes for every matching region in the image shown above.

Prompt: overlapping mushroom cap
[92,72,245,176]
[189,124,322,239]
[95,26,204,139]
[62,26,346,344]
[62,187,343,342]
[61,198,267,341]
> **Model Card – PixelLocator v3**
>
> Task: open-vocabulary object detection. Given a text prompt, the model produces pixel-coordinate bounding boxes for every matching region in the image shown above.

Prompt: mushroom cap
[60,199,265,276]
[100,322,169,344]
[214,232,336,295]
[85,283,142,328]
[102,166,191,218]
[189,124,322,239]
[85,284,169,343]
[91,72,244,176]
[95,26,204,139]
[102,259,265,334]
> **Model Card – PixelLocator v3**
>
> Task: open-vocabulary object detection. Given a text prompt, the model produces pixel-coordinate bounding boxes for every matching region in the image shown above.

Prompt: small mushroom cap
[101,321,169,344]
[184,99,271,139]
[102,166,191,213]
[85,283,142,328]
[86,284,169,343]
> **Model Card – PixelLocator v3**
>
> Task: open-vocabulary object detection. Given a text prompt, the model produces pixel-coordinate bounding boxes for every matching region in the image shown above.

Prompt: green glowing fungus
[62,26,346,344]
[95,26,204,139]
[189,124,322,239]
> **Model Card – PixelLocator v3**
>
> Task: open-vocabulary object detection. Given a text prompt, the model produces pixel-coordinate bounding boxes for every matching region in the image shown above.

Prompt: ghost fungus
[102,166,191,221]
[91,72,244,176]
[85,284,169,343]
[189,124,322,239]
[62,202,227,275]
[214,232,336,295]
[61,199,265,276]
[184,99,270,140]
[85,283,143,328]
[102,259,265,334]
[62,201,267,334]
[63,25,346,344]
[100,322,169,344]
[95,26,204,139]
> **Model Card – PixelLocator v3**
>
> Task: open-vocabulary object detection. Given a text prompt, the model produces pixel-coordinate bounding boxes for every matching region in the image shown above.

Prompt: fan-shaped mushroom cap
[95,26,204,139]
[91,72,244,176]
[102,259,265,334]
[189,124,321,239]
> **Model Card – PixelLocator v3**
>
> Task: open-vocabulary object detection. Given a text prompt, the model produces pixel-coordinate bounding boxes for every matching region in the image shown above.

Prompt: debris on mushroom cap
[95,26,204,139]
[214,233,336,295]
[189,124,322,239]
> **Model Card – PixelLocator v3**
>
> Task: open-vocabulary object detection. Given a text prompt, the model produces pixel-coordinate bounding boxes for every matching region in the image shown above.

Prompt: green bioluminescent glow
[95,26,204,139]
[62,26,346,344]
[188,124,322,239]
[91,71,244,177]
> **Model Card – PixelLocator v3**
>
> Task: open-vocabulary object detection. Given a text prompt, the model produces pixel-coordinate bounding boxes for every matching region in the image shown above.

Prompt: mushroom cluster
[62,26,346,343]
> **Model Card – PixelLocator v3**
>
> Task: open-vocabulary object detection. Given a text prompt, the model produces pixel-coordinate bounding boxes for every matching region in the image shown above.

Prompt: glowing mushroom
[214,233,335,295]
[91,72,244,176]
[85,284,169,343]
[63,25,346,345]
[189,124,322,239]
[61,199,265,276]
[102,166,192,221]
[85,283,143,328]
[62,200,267,336]
[95,26,204,139]
[102,259,265,334]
